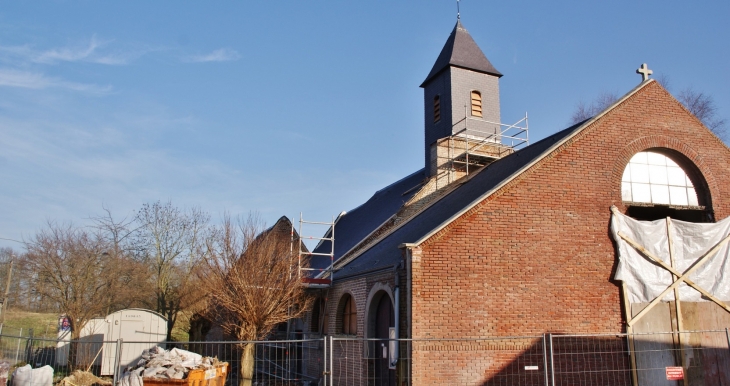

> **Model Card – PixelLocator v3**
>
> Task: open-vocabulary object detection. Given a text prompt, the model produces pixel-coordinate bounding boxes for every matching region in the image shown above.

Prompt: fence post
[112,339,123,386]
[329,336,333,386]
[14,328,22,363]
[549,333,555,386]
[322,336,328,386]
[542,334,549,386]
[24,329,34,364]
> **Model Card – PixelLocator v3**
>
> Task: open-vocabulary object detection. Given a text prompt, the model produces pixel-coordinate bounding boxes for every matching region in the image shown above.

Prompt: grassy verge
[2,310,58,338]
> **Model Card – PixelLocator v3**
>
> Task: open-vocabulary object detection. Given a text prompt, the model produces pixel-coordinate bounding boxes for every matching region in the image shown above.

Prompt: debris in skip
[119,346,228,386]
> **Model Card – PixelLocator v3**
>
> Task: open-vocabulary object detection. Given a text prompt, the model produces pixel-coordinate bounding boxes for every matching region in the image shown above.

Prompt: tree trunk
[239,343,255,386]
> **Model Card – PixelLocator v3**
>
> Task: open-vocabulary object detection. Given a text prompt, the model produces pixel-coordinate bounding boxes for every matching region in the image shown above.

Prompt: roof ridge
[409,80,656,246]
[332,166,486,270]
[333,80,656,272]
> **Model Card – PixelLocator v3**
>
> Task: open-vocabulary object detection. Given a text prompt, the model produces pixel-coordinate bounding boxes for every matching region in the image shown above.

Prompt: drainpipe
[392,263,400,367]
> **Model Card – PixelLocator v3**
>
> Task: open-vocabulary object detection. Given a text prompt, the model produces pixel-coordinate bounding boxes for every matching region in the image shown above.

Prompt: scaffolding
[435,113,529,188]
[294,213,335,288]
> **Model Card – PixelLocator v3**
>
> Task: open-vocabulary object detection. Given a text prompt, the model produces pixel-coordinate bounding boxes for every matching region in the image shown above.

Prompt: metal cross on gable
[636,63,653,82]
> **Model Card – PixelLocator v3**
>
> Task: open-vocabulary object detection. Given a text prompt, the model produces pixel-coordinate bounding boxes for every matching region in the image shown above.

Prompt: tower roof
[420,20,502,87]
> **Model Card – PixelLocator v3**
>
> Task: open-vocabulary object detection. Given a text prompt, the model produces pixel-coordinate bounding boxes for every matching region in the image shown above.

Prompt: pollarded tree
[199,214,312,386]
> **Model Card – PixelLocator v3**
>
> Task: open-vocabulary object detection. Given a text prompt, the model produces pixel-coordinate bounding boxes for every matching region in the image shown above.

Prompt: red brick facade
[405,80,730,383]
[301,81,730,385]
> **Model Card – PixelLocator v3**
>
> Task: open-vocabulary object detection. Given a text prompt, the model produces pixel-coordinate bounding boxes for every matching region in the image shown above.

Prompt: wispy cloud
[187,48,241,63]
[33,35,107,63]
[0,35,153,66]
[0,68,111,93]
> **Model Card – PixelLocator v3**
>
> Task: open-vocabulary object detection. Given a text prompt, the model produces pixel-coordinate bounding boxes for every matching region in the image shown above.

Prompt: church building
[298,18,730,386]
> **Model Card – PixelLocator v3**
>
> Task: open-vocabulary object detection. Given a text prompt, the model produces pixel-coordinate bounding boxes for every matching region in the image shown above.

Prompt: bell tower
[420,20,503,177]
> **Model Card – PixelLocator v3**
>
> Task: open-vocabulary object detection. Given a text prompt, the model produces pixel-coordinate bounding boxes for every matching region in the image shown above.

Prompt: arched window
[433,95,441,123]
[470,91,482,117]
[340,294,357,335]
[621,151,698,206]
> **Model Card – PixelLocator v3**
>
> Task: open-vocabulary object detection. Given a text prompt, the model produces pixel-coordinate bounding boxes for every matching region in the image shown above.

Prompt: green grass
[1,310,58,338]
[1,309,192,341]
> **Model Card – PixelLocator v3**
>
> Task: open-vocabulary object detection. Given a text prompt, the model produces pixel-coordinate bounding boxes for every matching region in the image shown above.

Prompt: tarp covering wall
[611,208,730,303]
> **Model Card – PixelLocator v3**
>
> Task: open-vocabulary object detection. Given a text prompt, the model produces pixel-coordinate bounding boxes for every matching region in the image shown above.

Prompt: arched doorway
[371,293,395,386]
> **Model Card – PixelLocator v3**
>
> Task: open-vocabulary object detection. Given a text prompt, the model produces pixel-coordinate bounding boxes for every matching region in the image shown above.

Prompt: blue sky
[1,1,728,249]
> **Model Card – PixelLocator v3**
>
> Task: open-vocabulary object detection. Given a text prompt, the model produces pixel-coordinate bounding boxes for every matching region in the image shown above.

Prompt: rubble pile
[58,370,112,386]
[119,347,220,386]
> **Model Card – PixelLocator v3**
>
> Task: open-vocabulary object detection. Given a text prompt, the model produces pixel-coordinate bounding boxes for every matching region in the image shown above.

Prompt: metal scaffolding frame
[436,113,529,189]
[294,213,335,288]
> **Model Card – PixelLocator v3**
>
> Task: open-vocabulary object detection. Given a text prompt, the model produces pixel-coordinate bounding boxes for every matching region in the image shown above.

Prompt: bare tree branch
[21,221,140,369]
[199,213,312,386]
[133,201,210,341]
[571,79,726,141]
[676,88,727,140]
[570,92,619,125]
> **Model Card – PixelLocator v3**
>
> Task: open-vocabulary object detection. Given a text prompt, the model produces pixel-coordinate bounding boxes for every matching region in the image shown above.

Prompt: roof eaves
[420,64,502,88]
[332,169,484,271]
[313,170,425,278]
[407,79,656,247]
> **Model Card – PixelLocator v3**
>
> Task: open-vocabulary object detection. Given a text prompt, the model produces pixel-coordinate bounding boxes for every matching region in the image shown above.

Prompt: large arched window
[621,151,698,206]
[470,91,482,117]
[621,150,710,222]
[340,294,357,335]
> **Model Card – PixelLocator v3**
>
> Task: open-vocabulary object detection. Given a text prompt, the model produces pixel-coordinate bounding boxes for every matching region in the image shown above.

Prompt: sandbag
[11,365,53,386]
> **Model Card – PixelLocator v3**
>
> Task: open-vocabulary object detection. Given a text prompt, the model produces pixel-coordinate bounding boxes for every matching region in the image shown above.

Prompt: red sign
[666,367,684,381]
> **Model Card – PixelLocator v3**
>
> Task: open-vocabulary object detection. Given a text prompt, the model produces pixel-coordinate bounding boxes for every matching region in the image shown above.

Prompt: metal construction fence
[0,329,727,385]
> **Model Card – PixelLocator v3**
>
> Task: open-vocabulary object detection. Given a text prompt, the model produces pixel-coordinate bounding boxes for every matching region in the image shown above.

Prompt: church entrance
[371,293,396,386]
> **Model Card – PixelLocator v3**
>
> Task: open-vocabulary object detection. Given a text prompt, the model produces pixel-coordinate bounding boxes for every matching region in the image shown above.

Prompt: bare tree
[571,77,727,140]
[676,88,727,140]
[21,222,137,368]
[133,201,209,341]
[570,92,619,124]
[199,214,312,386]
[91,206,137,253]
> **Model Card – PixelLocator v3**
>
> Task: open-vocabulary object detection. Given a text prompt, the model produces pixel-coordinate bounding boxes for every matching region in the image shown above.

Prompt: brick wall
[409,80,730,383]
[312,268,411,385]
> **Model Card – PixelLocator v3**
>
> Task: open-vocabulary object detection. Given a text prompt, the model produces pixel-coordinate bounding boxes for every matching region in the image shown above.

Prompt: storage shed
[56,308,167,375]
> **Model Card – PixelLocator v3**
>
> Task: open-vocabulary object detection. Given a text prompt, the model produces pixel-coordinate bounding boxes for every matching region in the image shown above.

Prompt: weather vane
[457,0,460,20]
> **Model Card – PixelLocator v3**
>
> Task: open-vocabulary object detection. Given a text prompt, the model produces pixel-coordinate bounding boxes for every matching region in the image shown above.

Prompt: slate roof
[420,20,502,87]
[334,122,585,279]
[309,169,426,271]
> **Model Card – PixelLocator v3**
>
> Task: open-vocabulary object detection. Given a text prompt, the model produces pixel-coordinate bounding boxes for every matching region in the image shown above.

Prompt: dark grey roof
[420,20,502,87]
[309,169,426,271]
[335,122,585,279]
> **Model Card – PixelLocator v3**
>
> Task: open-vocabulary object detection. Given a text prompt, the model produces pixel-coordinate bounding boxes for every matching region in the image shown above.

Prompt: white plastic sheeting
[11,365,53,386]
[611,208,730,303]
[118,346,217,386]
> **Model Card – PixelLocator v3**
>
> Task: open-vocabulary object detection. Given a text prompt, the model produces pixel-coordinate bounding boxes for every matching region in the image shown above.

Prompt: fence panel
[550,330,730,386]
[0,330,727,385]
[331,336,547,386]
[550,333,633,386]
